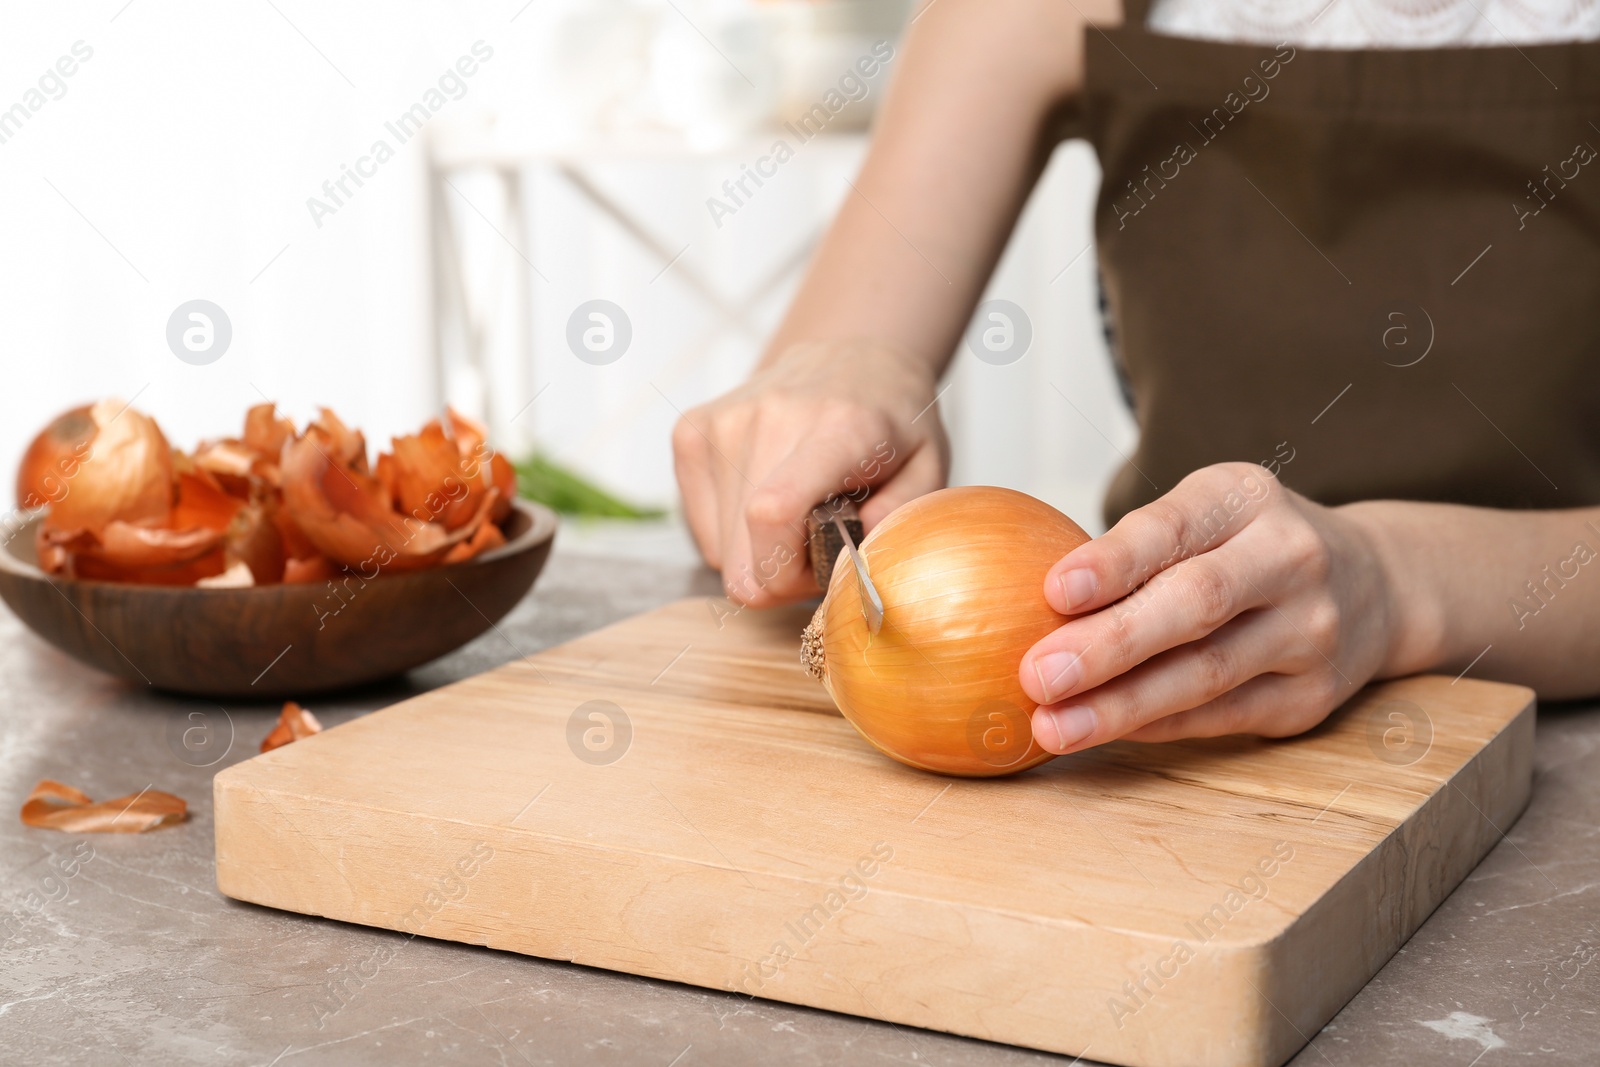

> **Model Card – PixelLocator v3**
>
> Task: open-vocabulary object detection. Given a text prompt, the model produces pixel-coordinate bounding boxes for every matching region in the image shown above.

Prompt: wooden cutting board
[214,598,1534,1067]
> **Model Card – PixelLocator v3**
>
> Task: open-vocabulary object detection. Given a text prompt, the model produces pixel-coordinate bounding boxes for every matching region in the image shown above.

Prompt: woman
[671,0,1600,756]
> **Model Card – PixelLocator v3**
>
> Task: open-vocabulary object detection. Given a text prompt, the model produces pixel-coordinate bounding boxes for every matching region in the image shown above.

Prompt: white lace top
[1147,0,1600,47]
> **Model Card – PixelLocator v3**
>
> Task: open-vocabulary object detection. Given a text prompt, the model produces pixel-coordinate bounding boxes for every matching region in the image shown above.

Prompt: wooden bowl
[0,499,557,699]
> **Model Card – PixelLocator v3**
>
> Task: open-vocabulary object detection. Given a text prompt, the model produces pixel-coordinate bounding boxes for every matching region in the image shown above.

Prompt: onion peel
[243,402,296,461]
[279,419,499,571]
[42,399,173,535]
[283,555,339,584]
[20,779,187,833]
[384,420,482,530]
[443,517,507,564]
[17,400,519,587]
[261,701,323,752]
[16,405,95,510]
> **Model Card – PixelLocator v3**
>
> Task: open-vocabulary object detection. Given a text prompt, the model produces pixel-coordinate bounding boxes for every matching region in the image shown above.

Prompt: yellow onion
[802,486,1091,777]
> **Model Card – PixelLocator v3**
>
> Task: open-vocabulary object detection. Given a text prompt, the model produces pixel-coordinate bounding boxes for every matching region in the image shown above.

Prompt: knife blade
[807,497,883,634]
[834,514,884,634]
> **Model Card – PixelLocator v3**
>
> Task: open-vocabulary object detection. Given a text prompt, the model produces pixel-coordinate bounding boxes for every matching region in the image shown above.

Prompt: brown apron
[1082,0,1600,527]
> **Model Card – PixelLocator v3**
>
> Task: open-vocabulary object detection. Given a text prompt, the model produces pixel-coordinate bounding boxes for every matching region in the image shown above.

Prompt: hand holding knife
[806,496,884,634]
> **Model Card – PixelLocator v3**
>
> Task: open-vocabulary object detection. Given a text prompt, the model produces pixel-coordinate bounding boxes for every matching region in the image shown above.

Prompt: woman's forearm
[1344,499,1600,697]
[759,0,1120,374]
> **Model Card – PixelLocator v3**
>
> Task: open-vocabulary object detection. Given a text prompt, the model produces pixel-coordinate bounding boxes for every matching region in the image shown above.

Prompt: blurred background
[1,0,1131,558]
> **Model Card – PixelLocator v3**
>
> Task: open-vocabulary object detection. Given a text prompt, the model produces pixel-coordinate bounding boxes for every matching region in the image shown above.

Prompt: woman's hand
[669,0,1114,607]
[672,340,949,607]
[1019,462,1400,752]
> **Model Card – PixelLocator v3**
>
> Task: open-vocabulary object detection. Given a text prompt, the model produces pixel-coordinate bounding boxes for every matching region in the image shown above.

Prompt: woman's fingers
[739,417,907,606]
[1020,532,1282,706]
[670,340,950,606]
[1118,673,1340,743]
[1042,462,1280,615]
[1014,463,1379,752]
[671,410,728,567]
[1030,608,1304,754]
[703,415,755,600]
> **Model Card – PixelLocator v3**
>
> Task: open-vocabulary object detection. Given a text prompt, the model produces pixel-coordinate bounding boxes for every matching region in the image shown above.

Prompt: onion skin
[19,401,174,530]
[16,405,95,510]
[242,402,296,461]
[49,399,174,533]
[20,400,513,583]
[279,411,498,571]
[814,486,1091,778]
[381,408,508,532]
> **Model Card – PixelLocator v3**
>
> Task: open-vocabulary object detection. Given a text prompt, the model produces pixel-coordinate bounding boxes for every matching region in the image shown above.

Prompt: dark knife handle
[806,497,864,590]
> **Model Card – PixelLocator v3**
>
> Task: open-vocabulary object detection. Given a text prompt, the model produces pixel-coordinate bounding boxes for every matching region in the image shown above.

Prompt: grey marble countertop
[2,521,1597,1066]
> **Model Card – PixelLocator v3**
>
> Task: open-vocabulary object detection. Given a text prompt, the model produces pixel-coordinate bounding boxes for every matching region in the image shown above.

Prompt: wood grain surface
[214,597,1535,1067]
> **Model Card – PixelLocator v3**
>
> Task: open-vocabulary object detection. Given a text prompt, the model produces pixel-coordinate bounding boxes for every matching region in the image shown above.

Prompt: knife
[806,497,884,634]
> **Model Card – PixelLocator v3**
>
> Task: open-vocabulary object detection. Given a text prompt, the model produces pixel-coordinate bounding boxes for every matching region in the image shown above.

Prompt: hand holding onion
[802,467,1410,774]
[1017,462,1397,753]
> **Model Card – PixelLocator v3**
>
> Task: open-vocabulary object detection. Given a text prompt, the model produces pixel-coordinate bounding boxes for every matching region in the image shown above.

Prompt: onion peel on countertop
[20,779,187,833]
[261,701,323,752]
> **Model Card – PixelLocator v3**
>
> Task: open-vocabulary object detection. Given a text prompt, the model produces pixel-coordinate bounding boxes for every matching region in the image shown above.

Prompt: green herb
[513,454,666,519]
